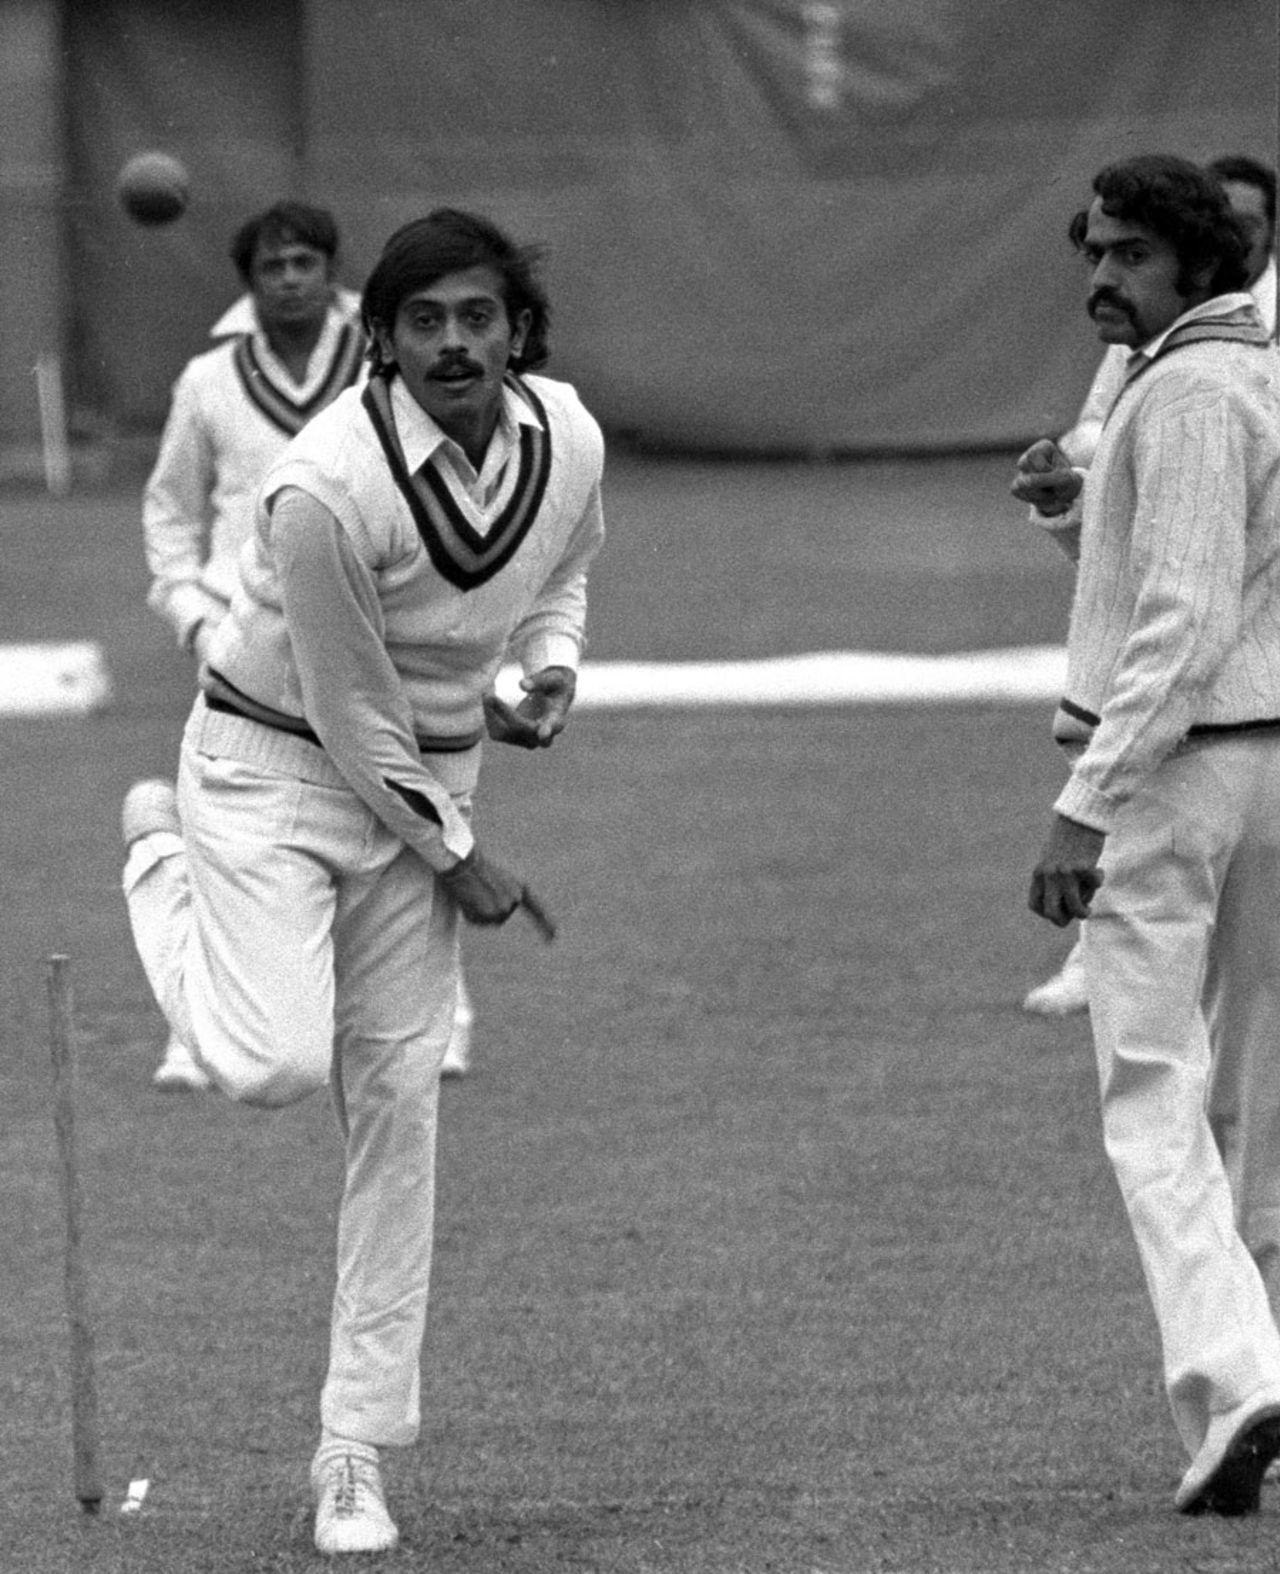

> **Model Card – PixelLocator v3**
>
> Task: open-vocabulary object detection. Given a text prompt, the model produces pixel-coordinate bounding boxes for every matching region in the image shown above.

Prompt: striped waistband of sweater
[1054,695,1280,748]
[202,669,485,753]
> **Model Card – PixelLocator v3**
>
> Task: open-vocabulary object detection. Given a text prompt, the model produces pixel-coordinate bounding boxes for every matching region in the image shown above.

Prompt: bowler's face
[1081,199,1197,349]
[380,266,530,456]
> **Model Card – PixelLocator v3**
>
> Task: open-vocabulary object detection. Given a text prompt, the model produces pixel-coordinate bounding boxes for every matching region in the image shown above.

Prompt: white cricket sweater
[200,372,605,868]
[143,295,363,647]
[1053,302,1280,832]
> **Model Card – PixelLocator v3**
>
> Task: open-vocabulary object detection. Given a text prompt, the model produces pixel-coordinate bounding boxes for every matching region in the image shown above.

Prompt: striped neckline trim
[1122,305,1270,388]
[233,322,365,436]
[361,373,552,592]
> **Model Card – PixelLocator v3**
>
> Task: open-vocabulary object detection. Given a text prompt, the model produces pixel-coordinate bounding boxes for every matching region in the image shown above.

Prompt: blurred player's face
[380,266,531,463]
[1081,200,1206,348]
[249,239,333,336]
[1223,179,1273,285]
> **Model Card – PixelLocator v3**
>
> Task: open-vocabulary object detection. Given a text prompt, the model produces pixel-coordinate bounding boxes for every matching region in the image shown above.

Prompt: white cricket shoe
[152,1032,212,1093]
[1022,937,1089,1016]
[121,778,180,846]
[312,1448,398,1556]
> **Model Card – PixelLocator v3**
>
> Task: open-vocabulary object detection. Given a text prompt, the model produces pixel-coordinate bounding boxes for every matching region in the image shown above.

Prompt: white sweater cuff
[1053,775,1119,835]
[520,634,580,677]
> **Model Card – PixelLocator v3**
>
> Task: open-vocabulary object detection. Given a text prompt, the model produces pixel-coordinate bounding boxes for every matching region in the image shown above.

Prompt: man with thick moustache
[1014,155,1280,1517]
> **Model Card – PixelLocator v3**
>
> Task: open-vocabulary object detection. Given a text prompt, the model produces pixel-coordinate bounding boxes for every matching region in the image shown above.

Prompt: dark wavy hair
[1068,154,1250,297]
[361,208,551,376]
[1206,153,1277,233]
[230,201,340,282]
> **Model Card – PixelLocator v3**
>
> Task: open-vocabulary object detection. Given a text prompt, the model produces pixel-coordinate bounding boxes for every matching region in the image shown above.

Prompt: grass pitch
[2,455,1273,1572]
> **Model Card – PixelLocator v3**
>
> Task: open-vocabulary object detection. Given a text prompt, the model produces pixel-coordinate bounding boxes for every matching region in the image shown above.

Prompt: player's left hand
[483,665,577,749]
[439,848,558,942]
[1029,813,1106,927]
[1010,439,1082,517]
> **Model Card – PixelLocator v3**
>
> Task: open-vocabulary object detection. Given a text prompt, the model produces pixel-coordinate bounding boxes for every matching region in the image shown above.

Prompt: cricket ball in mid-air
[116,152,190,226]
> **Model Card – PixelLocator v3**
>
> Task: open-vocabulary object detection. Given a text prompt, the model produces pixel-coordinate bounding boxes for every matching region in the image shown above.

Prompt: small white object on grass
[120,1478,151,1514]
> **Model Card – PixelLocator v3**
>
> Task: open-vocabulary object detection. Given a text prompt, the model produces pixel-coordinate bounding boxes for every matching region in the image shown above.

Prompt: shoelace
[329,1455,382,1519]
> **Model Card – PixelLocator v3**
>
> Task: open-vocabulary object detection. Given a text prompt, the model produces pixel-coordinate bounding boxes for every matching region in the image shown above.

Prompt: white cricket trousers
[122,702,467,1447]
[1084,731,1280,1494]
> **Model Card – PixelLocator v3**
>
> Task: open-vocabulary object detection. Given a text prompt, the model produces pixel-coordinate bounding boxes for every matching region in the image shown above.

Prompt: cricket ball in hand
[116,152,190,226]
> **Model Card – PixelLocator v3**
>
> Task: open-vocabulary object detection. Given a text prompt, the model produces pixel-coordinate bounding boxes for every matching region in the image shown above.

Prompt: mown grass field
[4,453,1276,1572]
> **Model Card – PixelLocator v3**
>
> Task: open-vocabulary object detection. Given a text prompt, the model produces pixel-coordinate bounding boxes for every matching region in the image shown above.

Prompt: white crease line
[0,642,1066,721]
[0,642,114,716]
[498,646,1067,709]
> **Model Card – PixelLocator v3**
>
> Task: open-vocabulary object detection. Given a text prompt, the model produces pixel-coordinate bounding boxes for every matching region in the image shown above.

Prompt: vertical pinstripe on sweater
[1053,312,1280,832]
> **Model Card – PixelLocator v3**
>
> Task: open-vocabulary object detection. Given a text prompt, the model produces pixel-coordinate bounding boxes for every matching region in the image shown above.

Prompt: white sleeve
[271,487,474,868]
[142,367,227,647]
[509,475,606,676]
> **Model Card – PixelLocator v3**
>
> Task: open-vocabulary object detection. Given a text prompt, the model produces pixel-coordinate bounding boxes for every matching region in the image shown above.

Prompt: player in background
[120,208,605,1553]
[1021,154,1277,1016]
[1018,154,1280,1514]
[141,199,474,1086]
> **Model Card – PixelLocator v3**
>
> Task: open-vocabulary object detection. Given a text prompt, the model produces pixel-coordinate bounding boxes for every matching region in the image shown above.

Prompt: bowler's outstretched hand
[1029,813,1106,927]
[441,847,524,925]
[1011,438,1083,517]
[441,848,557,943]
[483,665,577,749]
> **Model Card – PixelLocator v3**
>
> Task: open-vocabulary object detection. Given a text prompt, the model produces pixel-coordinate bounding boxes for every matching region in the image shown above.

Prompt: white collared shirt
[389,375,542,530]
[208,286,363,342]
[1130,290,1255,362]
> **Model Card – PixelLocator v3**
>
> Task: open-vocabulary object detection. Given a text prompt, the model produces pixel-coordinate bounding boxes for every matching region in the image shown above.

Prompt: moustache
[1088,289,1132,320]
[433,357,484,377]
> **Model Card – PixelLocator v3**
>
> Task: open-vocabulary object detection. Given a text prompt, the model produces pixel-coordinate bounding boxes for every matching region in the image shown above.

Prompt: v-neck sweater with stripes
[1052,316,1280,832]
[143,299,363,647]
[199,373,605,869]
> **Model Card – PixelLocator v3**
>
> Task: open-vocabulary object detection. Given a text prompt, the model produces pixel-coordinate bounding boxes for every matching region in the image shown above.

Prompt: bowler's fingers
[1078,866,1105,910]
[531,709,567,747]
[514,692,570,747]
[1011,475,1056,506]
[1029,868,1100,927]
[520,885,557,943]
[1016,438,1061,474]
[1028,869,1054,924]
[483,693,540,749]
[482,692,518,726]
